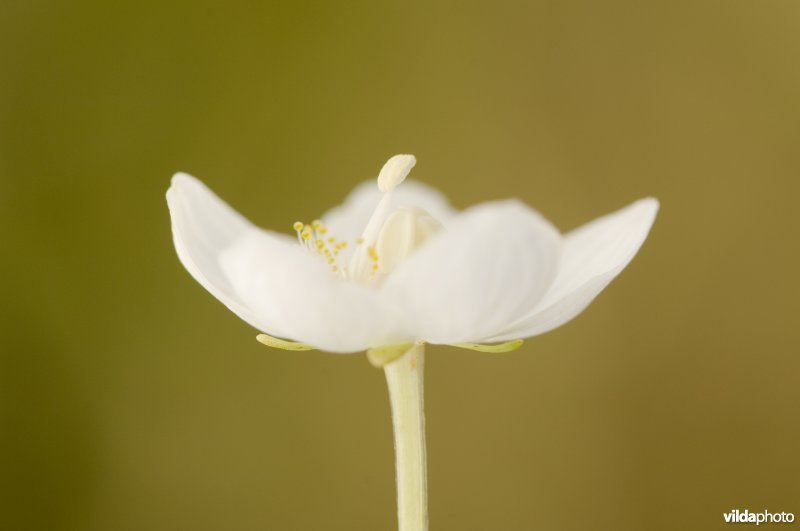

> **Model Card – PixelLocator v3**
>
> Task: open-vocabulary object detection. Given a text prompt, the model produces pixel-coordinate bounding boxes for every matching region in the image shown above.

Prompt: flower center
[293,154,442,284]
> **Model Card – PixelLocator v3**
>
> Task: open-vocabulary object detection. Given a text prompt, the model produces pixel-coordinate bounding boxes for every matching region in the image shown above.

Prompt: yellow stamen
[310,219,328,235]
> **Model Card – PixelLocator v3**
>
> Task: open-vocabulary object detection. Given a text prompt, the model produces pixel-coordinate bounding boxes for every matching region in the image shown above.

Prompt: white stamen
[378,154,416,192]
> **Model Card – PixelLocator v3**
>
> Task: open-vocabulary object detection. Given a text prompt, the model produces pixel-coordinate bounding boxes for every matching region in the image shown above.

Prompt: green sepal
[367,343,415,367]
[450,339,524,353]
[256,334,317,351]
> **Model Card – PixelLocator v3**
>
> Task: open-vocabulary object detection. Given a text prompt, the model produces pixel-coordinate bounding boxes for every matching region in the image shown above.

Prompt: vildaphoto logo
[724,509,795,525]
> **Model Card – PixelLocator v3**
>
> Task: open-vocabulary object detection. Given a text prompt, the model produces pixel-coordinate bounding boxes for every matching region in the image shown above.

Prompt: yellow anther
[337,242,348,249]
[293,221,304,232]
[328,236,336,243]
[315,239,325,249]
[367,246,379,262]
[357,237,365,244]
[301,229,312,240]
[312,220,328,235]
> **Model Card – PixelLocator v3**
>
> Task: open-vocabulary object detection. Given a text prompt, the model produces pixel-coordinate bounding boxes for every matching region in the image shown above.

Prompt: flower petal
[167,173,288,335]
[381,200,562,344]
[487,198,659,341]
[219,230,397,353]
[321,179,457,243]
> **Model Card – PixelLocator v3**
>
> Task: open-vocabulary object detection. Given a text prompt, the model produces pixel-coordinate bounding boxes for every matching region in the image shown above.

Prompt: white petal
[219,230,398,353]
[381,200,562,344]
[487,198,659,341]
[167,173,287,335]
[321,179,457,243]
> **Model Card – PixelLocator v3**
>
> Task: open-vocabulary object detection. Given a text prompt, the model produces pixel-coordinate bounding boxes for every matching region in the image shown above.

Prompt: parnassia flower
[167,155,658,363]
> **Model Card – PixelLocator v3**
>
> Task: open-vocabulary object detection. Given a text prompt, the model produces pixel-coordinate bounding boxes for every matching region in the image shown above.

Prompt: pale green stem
[384,342,428,531]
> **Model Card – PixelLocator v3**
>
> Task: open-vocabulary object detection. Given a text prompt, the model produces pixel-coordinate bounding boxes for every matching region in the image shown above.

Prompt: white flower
[167,155,658,357]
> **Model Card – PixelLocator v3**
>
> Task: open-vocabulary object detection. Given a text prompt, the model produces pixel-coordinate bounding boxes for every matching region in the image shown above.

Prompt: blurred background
[1,1,798,530]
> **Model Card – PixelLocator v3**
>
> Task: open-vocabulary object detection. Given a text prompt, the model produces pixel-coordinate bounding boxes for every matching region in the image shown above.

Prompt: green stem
[384,342,428,531]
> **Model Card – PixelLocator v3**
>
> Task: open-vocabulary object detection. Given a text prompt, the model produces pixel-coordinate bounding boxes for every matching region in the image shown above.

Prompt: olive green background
[1,1,798,530]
